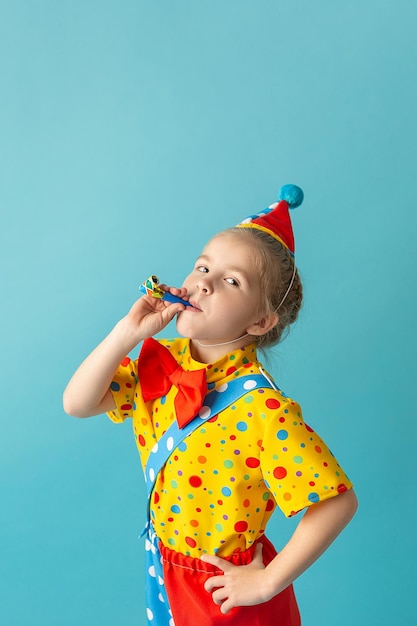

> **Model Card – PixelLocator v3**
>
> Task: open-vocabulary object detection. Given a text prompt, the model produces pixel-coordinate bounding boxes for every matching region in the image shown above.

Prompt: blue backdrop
[1,1,416,624]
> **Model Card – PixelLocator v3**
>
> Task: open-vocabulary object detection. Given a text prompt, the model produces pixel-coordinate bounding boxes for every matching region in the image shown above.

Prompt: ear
[246,312,279,337]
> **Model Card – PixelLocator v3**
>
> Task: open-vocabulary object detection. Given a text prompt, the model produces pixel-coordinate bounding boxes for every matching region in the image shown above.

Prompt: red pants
[160,536,301,626]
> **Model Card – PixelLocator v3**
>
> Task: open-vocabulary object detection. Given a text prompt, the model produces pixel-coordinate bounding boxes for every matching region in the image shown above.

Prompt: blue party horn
[139,275,192,307]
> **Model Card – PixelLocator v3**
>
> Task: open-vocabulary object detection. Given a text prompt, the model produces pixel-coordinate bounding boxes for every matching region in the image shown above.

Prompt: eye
[225,277,239,286]
[196,265,209,273]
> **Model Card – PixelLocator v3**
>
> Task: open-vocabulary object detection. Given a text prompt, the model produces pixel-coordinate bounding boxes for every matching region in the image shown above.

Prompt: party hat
[237,184,304,255]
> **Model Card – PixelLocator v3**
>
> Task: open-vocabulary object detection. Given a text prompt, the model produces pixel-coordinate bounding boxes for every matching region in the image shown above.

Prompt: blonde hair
[220,228,303,347]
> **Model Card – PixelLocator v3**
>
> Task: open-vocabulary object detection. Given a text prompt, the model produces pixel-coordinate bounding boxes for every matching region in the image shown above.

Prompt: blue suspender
[141,373,274,534]
[142,372,276,624]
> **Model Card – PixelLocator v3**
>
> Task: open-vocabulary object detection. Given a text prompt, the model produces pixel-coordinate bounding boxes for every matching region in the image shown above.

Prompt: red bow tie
[137,338,207,429]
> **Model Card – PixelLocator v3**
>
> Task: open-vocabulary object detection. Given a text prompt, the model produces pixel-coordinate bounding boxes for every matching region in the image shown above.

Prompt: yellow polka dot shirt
[107,338,352,558]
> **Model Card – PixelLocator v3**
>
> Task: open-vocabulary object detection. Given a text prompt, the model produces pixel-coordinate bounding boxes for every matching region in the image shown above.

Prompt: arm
[202,488,358,614]
[63,287,188,418]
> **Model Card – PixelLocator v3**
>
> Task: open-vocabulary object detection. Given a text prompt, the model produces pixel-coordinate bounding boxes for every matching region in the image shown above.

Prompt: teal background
[1,1,416,624]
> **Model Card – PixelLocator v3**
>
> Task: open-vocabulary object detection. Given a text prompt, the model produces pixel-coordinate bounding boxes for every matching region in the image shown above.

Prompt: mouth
[188,299,203,312]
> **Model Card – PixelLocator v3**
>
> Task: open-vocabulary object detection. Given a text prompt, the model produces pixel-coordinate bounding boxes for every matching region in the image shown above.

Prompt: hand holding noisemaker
[139,275,192,307]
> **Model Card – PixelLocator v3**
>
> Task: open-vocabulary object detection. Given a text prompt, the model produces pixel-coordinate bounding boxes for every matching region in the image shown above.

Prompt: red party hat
[237,184,304,255]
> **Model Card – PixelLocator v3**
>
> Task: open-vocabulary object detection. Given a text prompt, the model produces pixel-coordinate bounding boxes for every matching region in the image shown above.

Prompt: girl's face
[176,232,275,357]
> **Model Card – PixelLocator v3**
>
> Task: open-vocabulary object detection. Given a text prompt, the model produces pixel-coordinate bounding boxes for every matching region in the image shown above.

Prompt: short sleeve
[106,356,138,423]
[260,398,353,517]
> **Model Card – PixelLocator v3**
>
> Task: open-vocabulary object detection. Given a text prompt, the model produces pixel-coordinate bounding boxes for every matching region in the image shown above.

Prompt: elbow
[62,391,89,418]
[348,488,359,519]
[309,488,359,528]
[339,488,359,525]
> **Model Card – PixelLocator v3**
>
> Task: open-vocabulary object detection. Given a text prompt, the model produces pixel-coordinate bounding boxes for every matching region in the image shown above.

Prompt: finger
[204,575,225,593]
[165,284,188,297]
[158,284,188,299]
[169,286,187,297]
[212,587,229,605]
[176,286,189,298]
[137,295,166,311]
[161,303,185,323]
[220,598,234,615]
[200,553,229,570]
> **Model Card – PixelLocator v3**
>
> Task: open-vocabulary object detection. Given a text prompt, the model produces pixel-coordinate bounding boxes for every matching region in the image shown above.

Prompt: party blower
[139,275,193,307]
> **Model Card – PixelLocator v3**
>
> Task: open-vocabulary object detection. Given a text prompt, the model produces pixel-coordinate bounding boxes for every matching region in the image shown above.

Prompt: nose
[197,275,213,294]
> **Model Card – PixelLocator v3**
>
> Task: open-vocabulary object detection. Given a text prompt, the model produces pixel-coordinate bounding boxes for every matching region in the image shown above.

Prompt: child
[63,184,358,626]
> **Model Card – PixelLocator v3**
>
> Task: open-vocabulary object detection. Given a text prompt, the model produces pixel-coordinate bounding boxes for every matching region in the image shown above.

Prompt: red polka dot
[337,483,348,494]
[226,366,237,376]
[309,481,316,486]
[208,415,218,423]
[189,476,202,488]
[314,445,322,454]
[245,457,260,468]
[234,521,248,532]
[243,499,250,507]
[190,519,199,527]
[121,403,132,411]
[185,536,197,548]
[230,434,236,440]
[138,434,146,447]
[305,424,314,432]
[121,357,131,366]
[266,498,275,511]
[243,362,253,369]
[153,491,159,504]
[126,382,132,388]
[273,466,287,479]
[265,398,281,410]
[279,417,286,423]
